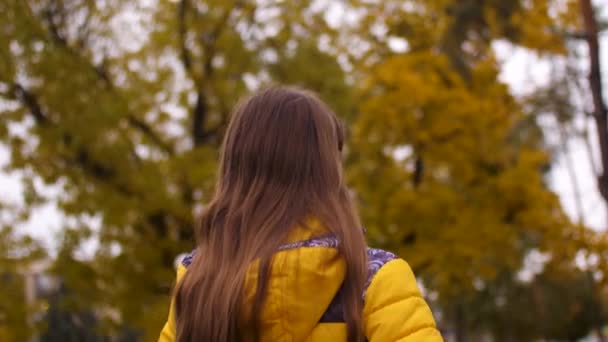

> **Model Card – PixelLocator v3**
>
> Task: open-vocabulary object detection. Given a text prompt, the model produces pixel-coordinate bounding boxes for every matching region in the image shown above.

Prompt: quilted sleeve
[363,259,443,341]
[158,264,188,342]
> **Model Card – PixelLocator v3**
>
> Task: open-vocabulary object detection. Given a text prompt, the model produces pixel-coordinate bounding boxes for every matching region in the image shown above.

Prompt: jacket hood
[245,222,346,340]
[179,221,347,340]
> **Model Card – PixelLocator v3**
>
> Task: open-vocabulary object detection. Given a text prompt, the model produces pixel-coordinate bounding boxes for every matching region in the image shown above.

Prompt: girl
[159,86,442,342]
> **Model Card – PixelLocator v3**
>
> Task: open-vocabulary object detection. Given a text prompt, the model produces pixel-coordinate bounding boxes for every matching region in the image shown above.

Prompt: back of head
[175,86,367,342]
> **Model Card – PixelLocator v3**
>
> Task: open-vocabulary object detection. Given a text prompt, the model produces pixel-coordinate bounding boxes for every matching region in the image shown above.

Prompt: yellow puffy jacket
[159,224,443,341]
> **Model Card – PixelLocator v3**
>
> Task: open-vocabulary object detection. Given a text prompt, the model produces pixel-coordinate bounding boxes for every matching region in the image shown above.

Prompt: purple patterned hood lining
[181,234,397,323]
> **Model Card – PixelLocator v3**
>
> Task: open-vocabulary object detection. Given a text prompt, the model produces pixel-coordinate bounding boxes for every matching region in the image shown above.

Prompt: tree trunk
[579,1,608,337]
[454,302,467,342]
[579,0,608,225]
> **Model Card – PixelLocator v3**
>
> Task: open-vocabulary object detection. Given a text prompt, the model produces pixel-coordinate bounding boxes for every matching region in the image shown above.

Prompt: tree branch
[558,122,586,225]
[127,115,174,155]
[192,92,208,146]
[43,0,68,47]
[72,148,135,197]
[202,4,233,78]
[552,25,588,40]
[11,84,50,125]
[413,155,424,187]
[76,1,94,50]
[581,114,600,176]
[39,3,175,156]
[579,0,608,211]
[178,0,192,74]
[189,3,238,147]
[11,83,136,197]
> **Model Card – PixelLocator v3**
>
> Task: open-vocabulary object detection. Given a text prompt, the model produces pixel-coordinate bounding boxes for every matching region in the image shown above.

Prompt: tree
[578,0,608,226]
[344,0,583,340]
[0,0,353,338]
[455,261,601,341]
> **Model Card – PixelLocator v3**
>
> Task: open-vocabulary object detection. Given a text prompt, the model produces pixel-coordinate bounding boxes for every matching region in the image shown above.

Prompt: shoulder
[363,256,441,340]
[366,247,398,273]
[362,251,441,340]
[365,247,423,308]
[366,247,419,294]
[364,247,399,296]
[363,251,424,314]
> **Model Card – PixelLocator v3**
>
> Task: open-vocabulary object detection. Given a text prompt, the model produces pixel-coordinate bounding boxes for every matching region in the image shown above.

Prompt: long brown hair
[174,86,367,342]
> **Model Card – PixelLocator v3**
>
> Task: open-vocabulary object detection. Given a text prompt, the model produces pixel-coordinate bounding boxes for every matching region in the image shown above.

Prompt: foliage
[345,0,585,338]
[454,263,602,341]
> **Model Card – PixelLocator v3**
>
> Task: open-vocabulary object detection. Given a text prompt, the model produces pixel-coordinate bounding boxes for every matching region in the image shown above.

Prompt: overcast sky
[1,1,607,255]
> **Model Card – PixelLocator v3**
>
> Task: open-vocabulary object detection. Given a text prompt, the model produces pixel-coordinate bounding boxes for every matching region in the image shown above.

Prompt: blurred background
[1,0,607,341]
